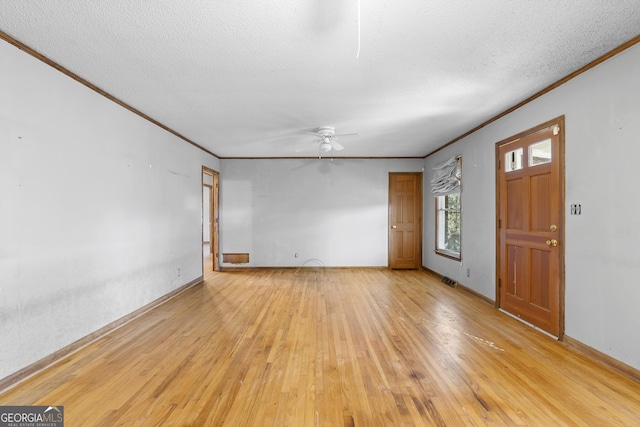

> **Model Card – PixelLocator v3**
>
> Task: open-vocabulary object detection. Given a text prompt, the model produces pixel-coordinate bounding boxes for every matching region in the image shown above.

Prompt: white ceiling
[1,1,639,158]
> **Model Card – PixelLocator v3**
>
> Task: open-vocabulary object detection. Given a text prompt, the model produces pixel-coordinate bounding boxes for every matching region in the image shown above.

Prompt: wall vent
[222,253,249,264]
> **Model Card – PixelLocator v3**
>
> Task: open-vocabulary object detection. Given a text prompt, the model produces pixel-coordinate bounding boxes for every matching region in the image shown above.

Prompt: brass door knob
[391,225,397,229]
[545,239,558,247]
[550,224,557,231]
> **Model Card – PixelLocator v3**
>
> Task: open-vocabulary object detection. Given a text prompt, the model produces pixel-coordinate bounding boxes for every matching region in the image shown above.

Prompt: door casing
[203,166,220,272]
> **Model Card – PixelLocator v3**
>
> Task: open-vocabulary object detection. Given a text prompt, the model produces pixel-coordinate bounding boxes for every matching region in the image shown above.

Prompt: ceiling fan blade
[333,133,359,138]
[332,141,345,151]
[263,128,317,140]
[294,139,321,152]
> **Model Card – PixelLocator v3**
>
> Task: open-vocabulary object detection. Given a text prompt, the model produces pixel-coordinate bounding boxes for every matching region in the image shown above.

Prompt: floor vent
[442,276,457,287]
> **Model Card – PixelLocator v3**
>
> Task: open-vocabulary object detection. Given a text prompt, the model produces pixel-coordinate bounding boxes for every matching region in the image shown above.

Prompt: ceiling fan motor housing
[317,126,335,137]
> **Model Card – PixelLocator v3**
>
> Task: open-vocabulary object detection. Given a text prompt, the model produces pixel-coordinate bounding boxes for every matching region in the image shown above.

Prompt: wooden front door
[497,118,564,337]
[389,172,422,269]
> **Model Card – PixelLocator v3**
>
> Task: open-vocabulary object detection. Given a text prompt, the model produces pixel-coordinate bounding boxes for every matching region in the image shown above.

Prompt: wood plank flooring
[1,268,639,426]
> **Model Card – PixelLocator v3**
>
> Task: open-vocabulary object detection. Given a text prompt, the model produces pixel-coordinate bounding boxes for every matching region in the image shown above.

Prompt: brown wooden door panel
[391,230,417,260]
[497,119,564,337]
[389,173,422,269]
[530,172,552,231]
[530,248,550,309]
[505,244,527,300]
[506,178,525,230]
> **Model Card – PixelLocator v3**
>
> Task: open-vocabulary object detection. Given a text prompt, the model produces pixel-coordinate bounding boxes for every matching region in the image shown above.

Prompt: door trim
[203,166,220,272]
[203,183,213,246]
[494,116,565,338]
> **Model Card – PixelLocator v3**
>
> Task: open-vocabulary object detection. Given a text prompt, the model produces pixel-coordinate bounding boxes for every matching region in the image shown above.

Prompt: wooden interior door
[389,172,422,269]
[497,118,564,337]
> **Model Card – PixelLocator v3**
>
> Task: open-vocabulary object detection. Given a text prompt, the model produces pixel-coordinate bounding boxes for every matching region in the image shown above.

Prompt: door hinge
[498,159,501,169]
[498,278,502,288]
[498,219,502,228]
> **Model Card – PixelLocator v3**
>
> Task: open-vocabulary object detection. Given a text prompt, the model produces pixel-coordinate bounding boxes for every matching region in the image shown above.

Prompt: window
[505,147,523,172]
[504,138,552,173]
[431,156,461,260]
[529,138,552,166]
[436,193,461,259]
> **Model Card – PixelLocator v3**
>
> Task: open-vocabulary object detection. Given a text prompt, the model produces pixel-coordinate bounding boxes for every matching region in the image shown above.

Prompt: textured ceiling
[1,1,639,158]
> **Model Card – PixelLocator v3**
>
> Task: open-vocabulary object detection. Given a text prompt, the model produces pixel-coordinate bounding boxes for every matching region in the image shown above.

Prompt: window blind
[431,156,461,195]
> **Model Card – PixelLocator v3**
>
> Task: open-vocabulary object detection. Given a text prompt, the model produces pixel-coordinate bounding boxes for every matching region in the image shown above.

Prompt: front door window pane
[505,148,523,172]
[529,138,552,166]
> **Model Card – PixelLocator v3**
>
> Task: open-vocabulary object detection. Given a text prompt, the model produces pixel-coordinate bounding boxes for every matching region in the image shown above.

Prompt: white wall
[0,40,220,379]
[423,43,640,369]
[220,158,423,267]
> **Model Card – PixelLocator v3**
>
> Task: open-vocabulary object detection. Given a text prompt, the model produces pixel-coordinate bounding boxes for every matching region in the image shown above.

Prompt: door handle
[391,225,397,229]
[545,239,558,247]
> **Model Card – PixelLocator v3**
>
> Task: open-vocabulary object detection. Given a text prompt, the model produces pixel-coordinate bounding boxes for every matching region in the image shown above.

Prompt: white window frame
[435,193,461,260]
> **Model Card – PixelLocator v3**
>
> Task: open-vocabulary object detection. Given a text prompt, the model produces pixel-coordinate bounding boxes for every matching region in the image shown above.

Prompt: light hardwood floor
[1,268,639,426]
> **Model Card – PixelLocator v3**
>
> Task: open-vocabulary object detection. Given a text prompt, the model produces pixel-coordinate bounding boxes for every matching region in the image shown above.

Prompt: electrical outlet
[294,253,298,258]
[178,268,181,277]
[466,268,470,277]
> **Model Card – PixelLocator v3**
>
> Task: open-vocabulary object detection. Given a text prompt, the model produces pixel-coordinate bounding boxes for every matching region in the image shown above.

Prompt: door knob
[550,224,557,231]
[392,225,397,229]
[545,239,558,247]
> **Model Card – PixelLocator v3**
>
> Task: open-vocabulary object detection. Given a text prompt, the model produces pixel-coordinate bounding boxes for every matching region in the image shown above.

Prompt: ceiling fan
[295,126,358,157]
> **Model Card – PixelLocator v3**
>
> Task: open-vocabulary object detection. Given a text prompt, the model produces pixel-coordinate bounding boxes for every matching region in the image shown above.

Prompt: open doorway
[202,167,220,273]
